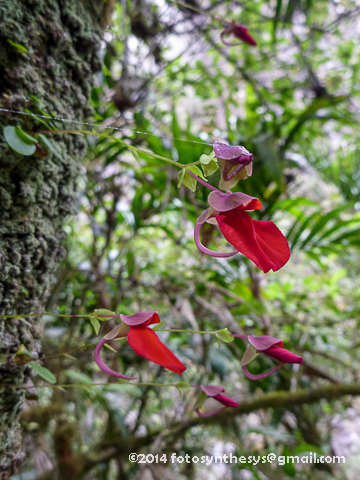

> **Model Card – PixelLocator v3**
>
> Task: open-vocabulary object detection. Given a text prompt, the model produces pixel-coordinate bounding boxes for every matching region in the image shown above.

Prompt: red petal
[263,346,303,364]
[216,209,290,272]
[216,209,277,273]
[252,220,290,272]
[214,393,238,408]
[233,25,257,46]
[128,326,186,374]
[241,198,262,212]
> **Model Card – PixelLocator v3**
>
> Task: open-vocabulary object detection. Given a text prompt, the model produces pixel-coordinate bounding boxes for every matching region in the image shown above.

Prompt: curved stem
[194,221,238,258]
[0,313,92,319]
[195,407,226,417]
[170,0,226,24]
[242,364,283,380]
[94,338,136,380]
[7,382,180,390]
[158,329,222,335]
[183,160,201,168]
[187,170,220,192]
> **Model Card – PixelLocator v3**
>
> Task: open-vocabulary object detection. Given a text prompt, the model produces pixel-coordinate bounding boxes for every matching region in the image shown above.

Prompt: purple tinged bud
[213,142,253,190]
[200,385,225,397]
[208,190,258,212]
[213,142,253,161]
[193,385,238,417]
[120,311,160,326]
[248,335,283,351]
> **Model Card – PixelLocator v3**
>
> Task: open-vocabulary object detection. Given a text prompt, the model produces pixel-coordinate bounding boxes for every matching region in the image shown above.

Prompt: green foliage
[241,345,259,366]
[215,328,235,344]
[30,362,57,384]
[6,39,28,54]
[3,126,36,156]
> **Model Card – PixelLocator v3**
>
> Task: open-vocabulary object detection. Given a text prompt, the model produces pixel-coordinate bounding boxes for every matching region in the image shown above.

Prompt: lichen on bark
[0,0,107,477]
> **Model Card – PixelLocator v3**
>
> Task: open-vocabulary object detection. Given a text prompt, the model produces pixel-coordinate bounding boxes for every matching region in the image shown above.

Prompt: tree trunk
[0,1,108,477]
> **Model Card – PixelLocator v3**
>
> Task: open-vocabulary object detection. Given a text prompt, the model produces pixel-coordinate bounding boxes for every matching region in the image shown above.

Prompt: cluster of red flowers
[93,19,303,418]
[94,134,304,416]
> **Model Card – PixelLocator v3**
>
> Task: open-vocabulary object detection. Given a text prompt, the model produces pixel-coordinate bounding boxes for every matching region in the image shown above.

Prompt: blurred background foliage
[15,0,360,479]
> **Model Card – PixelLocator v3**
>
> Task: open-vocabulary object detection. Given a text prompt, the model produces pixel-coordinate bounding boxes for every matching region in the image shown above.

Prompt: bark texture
[0,1,107,477]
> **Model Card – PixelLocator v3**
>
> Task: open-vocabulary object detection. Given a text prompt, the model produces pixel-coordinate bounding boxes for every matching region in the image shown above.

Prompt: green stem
[0,313,92,319]
[33,129,185,168]
[10,325,226,366]
[0,315,224,337]
[158,329,221,335]
[184,160,201,167]
[170,0,225,24]
[7,381,180,390]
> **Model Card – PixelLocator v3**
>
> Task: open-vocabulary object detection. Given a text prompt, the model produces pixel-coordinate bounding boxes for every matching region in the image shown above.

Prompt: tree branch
[82,382,360,469]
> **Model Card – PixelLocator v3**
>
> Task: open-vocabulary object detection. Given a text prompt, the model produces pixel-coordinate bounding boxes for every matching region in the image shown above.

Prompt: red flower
[194,190,290,273]
[193,385,238,417]
[231,334,303,380]
[94,311,186,380]
[248,335,304,363]
[221,21,257,47]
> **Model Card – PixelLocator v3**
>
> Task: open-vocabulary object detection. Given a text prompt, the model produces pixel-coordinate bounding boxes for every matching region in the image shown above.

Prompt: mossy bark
[0,1,108,477]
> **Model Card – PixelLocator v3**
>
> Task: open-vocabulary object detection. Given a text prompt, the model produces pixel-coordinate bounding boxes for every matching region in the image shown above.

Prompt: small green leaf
[63,354,77,361]
[152,320,164,331]
[199,151,215,164]
[37,134,62,160]
[177,168,186,187]
[189,165,207,181]
[14,349,34,362]
[16,128,37,144]
[194,390,207,409]
[104,323,128,340]
[240,345,258,366]
[202,159,218,177]
[92,309,116,320]
[104,343,117,352]
[3,126,36,156]
[182,169,197,192]
[177,381,191,391]
[64,370,93,385]
[128,146,140,162]
[30,362,57,384]
[15,345,33,357]
[7,39,28,54]
[15,344,34,363]
[90,317,101,335]
[215,328,235,343]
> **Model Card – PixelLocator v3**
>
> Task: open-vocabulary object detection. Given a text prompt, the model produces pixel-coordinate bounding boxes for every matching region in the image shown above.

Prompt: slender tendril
[29,129,214,175]
[2,382,185,390]
[169,0,226,24]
